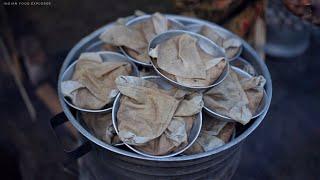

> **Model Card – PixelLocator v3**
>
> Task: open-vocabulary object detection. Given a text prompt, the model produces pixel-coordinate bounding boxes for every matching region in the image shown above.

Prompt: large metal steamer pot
[53,15,272,179]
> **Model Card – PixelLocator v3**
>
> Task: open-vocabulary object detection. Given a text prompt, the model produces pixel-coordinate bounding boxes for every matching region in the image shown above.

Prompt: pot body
[79,141,242,180]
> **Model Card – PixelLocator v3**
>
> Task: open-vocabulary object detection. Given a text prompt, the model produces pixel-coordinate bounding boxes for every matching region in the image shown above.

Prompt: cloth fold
[61,52,132,109]
[150,34,226,87]
[200,25,242,59]
[116,76,180,145]
[184,115,235,155]
[239,75,266,114]
[82,112,120,145]
[100,12,176,64]
[204,70,252,125]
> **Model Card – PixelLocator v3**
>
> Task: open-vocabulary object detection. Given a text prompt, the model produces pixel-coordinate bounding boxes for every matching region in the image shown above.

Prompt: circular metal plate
[203,66,268,122]
[112,76,202,158]
[148,29,229,90]
[60,51,139,113]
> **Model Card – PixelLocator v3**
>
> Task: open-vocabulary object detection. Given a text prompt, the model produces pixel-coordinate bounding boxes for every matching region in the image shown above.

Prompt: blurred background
[0,0,319,179]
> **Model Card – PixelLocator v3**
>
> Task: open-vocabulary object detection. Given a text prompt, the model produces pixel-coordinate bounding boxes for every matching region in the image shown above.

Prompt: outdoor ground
[235,40,320,180]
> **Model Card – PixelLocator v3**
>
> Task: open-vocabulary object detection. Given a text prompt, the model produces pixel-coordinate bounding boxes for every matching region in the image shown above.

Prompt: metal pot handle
[50,112,92,162]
